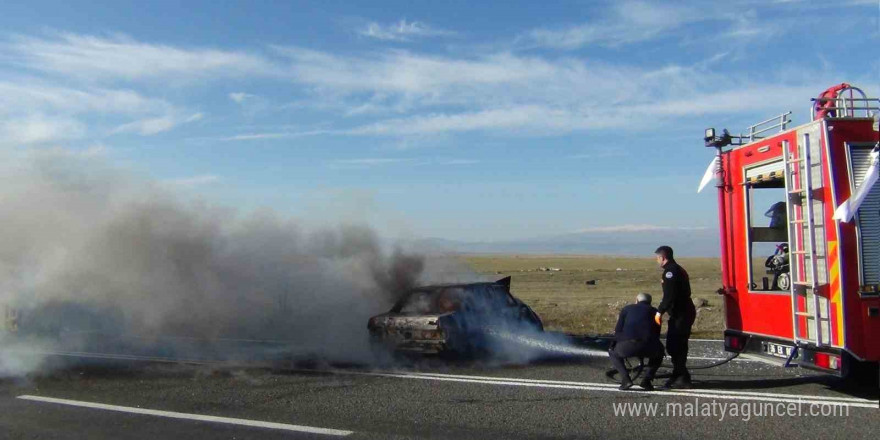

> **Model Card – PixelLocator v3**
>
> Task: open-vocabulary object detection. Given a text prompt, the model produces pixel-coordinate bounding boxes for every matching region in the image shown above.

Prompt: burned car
[367,277,543,355]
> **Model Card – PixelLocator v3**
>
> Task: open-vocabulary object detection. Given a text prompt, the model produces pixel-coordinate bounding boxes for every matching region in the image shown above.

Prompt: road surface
[1,340,877,439]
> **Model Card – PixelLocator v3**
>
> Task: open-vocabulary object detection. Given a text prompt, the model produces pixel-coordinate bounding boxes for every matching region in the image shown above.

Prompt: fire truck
[702,84,880,378]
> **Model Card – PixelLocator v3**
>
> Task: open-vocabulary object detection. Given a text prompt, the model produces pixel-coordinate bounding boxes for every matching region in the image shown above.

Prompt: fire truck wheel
[844,359,879,388]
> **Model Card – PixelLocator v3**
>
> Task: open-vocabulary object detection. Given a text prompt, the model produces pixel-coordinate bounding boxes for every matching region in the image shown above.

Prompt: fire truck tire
[844,359,879,388]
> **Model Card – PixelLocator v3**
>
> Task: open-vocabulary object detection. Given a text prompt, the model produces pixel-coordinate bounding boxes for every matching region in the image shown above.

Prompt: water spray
[484,329,610,360]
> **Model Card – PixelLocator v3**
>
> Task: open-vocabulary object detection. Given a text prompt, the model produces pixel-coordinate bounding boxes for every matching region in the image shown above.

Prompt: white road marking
[16,395,354,436]
[403,372,874,404]
[323,370,879,409]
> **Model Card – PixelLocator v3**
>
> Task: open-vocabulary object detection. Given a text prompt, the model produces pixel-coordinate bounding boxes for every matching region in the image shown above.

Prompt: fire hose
[605,351,741,382]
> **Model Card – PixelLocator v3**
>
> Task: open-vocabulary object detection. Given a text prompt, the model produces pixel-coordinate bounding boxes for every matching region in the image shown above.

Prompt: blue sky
[1,0,878,242]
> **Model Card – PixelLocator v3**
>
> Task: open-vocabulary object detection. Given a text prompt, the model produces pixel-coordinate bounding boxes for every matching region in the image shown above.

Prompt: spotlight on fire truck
[704,128,732,148]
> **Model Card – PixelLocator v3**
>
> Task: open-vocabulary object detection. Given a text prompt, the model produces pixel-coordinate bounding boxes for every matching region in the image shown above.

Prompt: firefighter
[654,245,696,389]
[608,293,664,391]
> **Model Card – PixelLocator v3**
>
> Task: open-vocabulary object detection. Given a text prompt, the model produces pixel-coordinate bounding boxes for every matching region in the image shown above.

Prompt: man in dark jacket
[655,245,697,389]
[608,293,664,391]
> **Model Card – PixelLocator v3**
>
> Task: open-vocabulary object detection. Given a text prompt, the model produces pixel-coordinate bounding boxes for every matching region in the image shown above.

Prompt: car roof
[388,278,519,314]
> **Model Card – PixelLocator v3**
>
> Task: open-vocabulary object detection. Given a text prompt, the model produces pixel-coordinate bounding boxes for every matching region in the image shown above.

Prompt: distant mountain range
[410,226,721,257]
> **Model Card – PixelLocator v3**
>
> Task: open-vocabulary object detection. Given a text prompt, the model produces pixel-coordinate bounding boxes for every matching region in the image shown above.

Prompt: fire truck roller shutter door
[745,160,785,184]
[850,146,880,290]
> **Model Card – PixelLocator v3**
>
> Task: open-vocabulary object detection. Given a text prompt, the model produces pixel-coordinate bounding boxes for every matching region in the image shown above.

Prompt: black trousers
[666,307,696,380]
[609,339,664,383]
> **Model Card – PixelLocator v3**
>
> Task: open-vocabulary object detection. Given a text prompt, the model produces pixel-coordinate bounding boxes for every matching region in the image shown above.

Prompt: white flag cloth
[833,146,880,222]
[697,156,720,193]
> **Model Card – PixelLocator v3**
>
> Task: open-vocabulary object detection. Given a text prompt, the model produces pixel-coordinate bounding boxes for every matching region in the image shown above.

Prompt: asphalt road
[1,341,877,439]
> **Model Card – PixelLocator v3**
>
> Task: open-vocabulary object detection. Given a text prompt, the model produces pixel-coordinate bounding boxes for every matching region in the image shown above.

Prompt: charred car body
[367,277,543,355]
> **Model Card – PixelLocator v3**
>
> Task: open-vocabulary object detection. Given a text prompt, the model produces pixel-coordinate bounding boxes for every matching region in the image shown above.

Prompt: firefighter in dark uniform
[655,245,696,389]
[608,293,665,391]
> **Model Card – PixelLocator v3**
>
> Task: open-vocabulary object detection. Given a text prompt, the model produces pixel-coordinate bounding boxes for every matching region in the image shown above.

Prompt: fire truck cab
[705,84,880,377]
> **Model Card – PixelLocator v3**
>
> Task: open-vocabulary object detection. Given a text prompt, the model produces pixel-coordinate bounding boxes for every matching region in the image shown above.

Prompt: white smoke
[0,151,473,375]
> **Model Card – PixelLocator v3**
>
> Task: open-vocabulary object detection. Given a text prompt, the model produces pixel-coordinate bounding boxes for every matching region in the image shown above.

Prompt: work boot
[618,373,634,391]
[674,375,693,389]
[639,379,654,391]
[662,375,692,389]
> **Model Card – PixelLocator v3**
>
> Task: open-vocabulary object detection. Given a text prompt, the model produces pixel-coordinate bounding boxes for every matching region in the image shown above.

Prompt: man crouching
[608,293,664,391]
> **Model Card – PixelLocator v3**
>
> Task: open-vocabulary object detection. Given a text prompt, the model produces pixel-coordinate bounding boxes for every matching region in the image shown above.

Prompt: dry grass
[458,255,724,339]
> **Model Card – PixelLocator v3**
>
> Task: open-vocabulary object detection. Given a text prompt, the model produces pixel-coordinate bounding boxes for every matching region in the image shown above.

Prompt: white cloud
[358,19,454,42]
[4,31,829,143]
[221,133,287,141]
[770,0,875,6]
[13,32,839,140]
[186,113,205,122]
[714,9,790,43]
[435,159,479,166]
[333,158,411,165]
[160,174,220,187]
[112,116,176,135]
[37,144,108,159]
[1,29,870,146]
[0,79,199,143]
[6,33,279,80]
[568,150,629,160]
[229,92,255,103]
[328,157,479,169]
[343,82,821,137]
[112,112,203,136]
[0,81,173,116]
[517,1,816,50]
[0,115,86,145]
[329,158,413,169]
[219,129,331,141]
[348,106,593,135]
[270,44,847,136]
[520,1,702,49]
[275,47,563,94]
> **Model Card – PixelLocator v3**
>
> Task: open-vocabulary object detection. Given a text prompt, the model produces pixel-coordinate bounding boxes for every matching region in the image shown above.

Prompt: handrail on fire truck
[719,87,878,147]
[811,85,880,120]
[712,112,794,147]
[743,112,793,142]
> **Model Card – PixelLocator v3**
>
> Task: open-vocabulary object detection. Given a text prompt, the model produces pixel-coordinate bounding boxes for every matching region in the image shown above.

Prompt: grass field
[459,255,724,339]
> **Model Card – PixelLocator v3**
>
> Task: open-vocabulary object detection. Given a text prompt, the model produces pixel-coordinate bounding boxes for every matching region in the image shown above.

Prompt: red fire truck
[703,84,880,378]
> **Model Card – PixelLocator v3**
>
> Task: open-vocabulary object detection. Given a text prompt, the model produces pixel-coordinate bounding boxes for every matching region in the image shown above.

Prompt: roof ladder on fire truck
[783,134,829,347]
